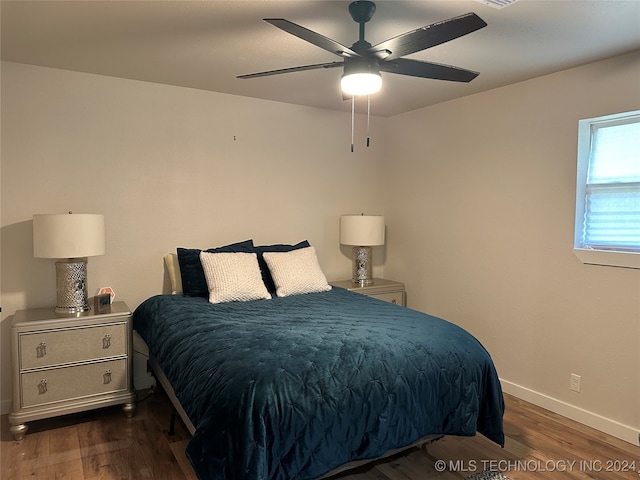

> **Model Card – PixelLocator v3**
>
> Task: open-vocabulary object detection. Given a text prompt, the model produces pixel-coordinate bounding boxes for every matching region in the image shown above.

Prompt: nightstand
[330,278,406,306]
[9,301,136,440]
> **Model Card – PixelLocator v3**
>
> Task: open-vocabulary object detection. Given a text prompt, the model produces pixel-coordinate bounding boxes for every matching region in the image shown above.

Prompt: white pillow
[262,246,332,297]
[200,251,271,304]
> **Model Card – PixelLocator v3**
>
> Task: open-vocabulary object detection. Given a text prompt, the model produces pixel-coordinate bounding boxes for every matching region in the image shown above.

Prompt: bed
[133,241,504,480]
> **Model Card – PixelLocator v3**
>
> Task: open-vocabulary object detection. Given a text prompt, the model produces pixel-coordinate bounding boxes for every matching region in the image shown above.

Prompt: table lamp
[33,213,106,314]
[340,214,385,286]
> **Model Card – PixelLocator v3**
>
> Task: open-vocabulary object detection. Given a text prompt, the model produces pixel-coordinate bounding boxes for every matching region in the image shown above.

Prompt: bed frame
[149,356,196,435]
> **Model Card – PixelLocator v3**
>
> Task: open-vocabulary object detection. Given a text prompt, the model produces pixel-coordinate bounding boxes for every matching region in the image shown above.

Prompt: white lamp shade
[33,213,106,258]
[340,215,385,246]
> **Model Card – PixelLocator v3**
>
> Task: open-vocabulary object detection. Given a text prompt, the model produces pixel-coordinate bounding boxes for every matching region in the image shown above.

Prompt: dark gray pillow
[177,239,255,297]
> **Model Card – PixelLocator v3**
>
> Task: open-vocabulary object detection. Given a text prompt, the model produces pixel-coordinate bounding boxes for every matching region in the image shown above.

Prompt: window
[574,110,640,269]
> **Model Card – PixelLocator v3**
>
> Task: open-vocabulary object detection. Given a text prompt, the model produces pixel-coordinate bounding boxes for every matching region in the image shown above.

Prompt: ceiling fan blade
[237,61,343,79]
[264,18,360,58]
[371,12,487,61]
[380,58,479,82]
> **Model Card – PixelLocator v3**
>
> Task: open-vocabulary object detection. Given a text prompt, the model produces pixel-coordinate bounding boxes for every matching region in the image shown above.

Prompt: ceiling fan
[237,1,488,96]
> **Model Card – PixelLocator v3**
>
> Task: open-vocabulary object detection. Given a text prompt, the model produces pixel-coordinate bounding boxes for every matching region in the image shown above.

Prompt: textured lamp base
[55,258,90,314]
[351,246,374,286]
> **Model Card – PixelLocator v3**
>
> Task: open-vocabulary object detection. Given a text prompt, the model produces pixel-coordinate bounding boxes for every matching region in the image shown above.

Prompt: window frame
[573,110,640,269]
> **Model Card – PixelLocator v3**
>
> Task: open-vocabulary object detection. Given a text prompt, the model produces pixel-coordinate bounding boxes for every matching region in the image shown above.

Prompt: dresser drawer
[20,359,127,408]
[329,279,406,307]
[369,291,405,306]
[19,322,127,370]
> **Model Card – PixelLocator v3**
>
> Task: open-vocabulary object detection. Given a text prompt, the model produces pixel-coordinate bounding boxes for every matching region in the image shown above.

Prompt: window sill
[573,248,640,269]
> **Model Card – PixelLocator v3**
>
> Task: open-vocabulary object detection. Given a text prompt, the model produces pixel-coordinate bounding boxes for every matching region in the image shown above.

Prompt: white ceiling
[2,0,639,117]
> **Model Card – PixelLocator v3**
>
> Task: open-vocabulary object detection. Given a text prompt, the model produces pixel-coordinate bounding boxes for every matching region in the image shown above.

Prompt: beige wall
[384,50,640,443]
[0,62,388,412]
[2,51,639,444]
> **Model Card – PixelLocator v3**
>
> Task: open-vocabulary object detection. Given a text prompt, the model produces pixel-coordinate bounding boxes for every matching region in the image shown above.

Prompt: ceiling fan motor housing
[343,56,380,77]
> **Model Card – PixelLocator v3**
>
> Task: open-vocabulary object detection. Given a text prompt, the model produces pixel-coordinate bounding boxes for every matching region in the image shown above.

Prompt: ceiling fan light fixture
[341,72,382,96]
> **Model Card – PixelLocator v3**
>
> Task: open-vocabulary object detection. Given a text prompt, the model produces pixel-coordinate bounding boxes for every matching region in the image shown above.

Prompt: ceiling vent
[474,0,519,8]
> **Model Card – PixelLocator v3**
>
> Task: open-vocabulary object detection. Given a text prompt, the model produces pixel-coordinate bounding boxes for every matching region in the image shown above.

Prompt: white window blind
[576,111,640,254]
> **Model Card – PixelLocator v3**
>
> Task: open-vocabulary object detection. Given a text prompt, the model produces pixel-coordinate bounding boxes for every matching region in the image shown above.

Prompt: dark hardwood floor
[1,390,638,480]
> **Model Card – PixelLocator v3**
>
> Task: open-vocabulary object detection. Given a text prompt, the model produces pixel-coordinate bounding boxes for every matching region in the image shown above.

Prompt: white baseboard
[501,379,639,446]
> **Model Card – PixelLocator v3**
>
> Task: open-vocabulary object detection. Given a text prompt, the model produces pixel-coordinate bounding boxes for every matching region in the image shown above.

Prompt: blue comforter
[133,288,504,480]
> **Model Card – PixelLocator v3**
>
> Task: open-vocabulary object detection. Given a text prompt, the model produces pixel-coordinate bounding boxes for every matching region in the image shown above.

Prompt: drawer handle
[102,334,111,349]
[103,369,112,384]
[36,342,47,358]
[38,379,48,395]
[391,299,397,304]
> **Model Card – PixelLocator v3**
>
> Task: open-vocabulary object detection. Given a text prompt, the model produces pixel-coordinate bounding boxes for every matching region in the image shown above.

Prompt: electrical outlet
[570,373,581,392]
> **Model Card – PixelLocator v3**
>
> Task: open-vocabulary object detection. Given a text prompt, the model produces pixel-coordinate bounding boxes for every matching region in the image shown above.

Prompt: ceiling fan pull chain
[367,95,371,148]
[351,95,355,153]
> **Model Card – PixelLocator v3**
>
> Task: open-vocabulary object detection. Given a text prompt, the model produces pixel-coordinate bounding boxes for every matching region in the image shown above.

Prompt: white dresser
[9,301,135,440]
[330,278,406,306]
